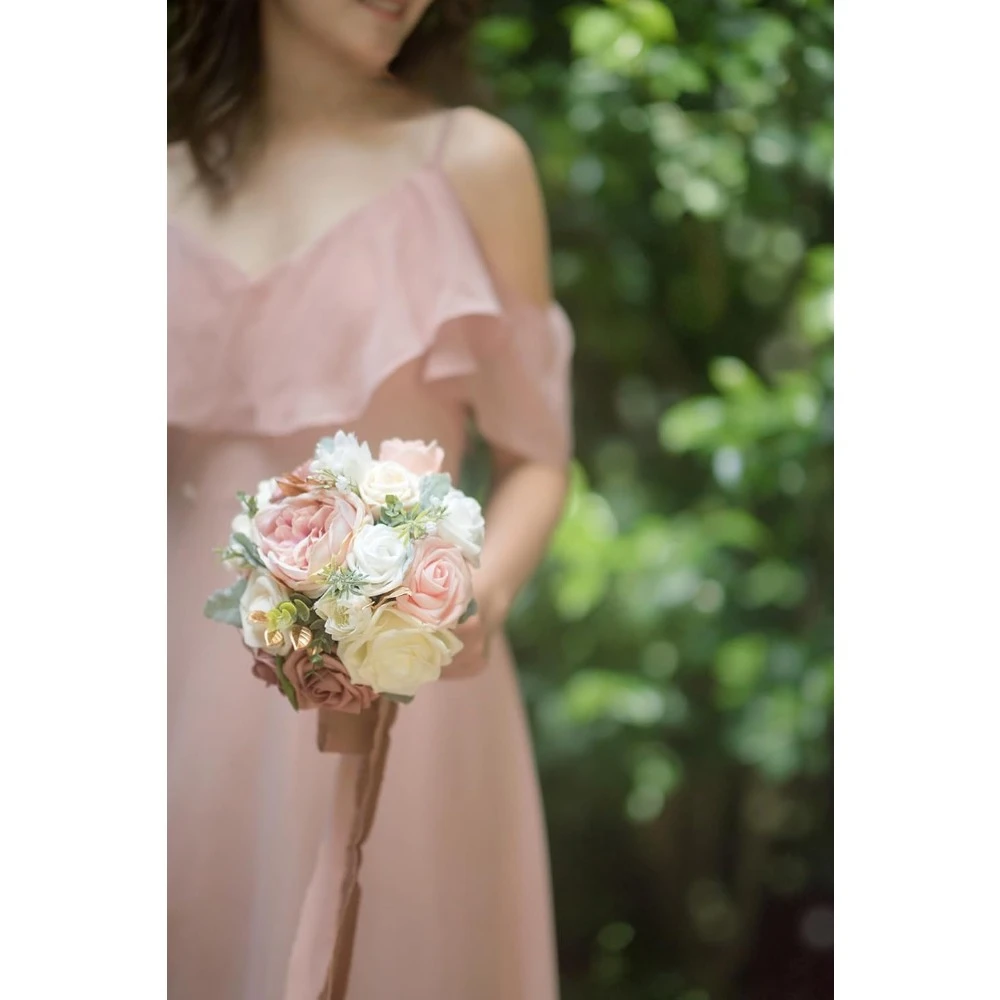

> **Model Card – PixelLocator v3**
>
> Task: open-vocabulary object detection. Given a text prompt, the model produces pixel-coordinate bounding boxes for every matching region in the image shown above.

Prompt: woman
[168,1,573,998]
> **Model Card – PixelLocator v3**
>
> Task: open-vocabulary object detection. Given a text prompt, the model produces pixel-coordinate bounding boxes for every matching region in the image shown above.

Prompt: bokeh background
[471,3,833,998]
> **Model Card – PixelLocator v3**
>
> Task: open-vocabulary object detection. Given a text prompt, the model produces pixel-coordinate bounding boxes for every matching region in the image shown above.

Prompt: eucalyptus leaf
[236,491,259,518]
[458,599,479,625]
[204,578,248,627]
[294,599,312,623]
[419,473,452,507]
[232,532,267,571]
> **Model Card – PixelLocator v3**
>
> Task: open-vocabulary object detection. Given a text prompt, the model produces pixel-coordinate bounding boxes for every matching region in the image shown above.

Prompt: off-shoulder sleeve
[169,166,575,454]
[439,300,575,466]
[418,174,576,467]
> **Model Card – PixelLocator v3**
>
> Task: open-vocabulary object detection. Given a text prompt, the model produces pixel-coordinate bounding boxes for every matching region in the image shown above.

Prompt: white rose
[437,490,485,567]
[337,604,463,697]
[239,571,293,655]
[314,589,374,641]
[310,431,373,488]
[347,524,411,596]
[359,461,420,510]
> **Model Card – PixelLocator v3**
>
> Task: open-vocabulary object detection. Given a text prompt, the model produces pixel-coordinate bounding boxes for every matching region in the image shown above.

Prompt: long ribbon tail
[319,698,399,1000]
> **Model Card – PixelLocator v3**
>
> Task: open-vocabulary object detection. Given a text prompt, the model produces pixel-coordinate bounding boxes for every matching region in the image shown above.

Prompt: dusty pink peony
[378,438,445,477]
[396,536,474,629]
[281,649,379,713]
[255,490,372,597]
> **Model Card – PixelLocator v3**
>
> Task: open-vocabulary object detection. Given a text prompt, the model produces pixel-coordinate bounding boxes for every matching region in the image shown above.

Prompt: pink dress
[168,159,574,1000]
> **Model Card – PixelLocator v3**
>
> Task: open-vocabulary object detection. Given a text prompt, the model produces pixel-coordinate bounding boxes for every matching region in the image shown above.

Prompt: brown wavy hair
[168,0,481,197]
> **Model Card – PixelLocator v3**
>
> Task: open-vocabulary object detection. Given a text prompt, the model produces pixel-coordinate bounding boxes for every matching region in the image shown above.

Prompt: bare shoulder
[440,108,551,303]
[442,107,536,185]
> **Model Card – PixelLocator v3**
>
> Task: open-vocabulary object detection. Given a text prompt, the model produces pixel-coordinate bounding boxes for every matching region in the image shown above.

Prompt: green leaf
[708,357,764,396]
[236,491,259,518]
[458,599,478,625]
[571,9,627,58]
[698,508,768,551]
[379,497,407,527]
[232,532,267,571]
[203,578,248,627]
[293,599,312,623]
[561,670,666,726]
[476,15,533,56]
[272,657,299,711]
[625,0,677,43]
[659,397,727,452]
[715,634,769,708]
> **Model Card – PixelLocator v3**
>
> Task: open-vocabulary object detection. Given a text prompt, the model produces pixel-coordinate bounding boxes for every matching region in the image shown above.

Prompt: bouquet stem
[320,697,399,1000]
[316,705,379,755]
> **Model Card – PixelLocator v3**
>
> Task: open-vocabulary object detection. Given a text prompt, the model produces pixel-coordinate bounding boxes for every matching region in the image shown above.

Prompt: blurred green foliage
[475,2,833,997]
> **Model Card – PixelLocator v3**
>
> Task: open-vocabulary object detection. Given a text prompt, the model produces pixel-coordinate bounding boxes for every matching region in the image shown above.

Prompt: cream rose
[337,604,463,697]
[314,589,375,641]
[239,571,293,656]
[436,490,485,567]
[347,524,411,596]
[358,460,421,510]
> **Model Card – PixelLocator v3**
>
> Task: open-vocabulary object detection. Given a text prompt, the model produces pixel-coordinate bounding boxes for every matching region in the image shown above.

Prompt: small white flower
[346,523,411,596]
[239,572,293,655]
[359,461,421,510]
[315,589,374,641]
[310,431,373,488]
[436,490,485,567]
[254,478,278,512]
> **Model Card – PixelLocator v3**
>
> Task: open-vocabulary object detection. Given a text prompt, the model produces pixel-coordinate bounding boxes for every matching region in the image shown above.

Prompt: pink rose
[255,490,372,597]
[378,438,445,477]
[282,649,379,713]
[396,537,473,629]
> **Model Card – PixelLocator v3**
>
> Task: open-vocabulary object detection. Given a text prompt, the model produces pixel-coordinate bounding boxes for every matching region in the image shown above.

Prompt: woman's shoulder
[440,108,551,304]
[441,108,537,189]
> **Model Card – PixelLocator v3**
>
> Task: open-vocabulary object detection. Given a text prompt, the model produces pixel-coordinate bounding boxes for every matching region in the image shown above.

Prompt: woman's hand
[443,575,511,680]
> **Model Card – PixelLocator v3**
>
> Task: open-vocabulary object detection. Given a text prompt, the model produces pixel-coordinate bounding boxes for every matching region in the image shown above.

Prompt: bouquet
[204,433,485,714]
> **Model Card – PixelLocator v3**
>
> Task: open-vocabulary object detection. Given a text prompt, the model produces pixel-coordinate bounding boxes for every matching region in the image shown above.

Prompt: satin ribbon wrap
[320,698,399,1000]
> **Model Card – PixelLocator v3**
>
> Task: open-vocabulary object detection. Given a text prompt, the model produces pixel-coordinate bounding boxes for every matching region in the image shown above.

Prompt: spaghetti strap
[430,109,457,163]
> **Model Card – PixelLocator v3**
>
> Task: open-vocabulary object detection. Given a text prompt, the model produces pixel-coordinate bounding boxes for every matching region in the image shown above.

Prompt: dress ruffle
[168,167,573,465]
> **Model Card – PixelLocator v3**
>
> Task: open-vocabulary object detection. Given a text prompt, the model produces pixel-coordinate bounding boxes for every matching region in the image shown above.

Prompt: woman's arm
[441,110,572,670]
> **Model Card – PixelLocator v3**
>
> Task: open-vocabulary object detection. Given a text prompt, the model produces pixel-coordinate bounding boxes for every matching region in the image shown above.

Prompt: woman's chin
[338,2,415,71]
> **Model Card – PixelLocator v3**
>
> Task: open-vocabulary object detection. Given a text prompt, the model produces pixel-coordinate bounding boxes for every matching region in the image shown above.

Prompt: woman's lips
[360,0,407,23]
